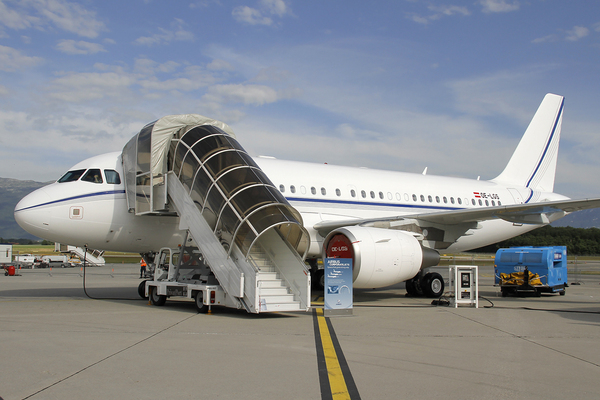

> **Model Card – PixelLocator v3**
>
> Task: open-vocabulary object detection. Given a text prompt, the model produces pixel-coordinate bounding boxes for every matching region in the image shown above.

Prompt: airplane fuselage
[14,151,568,256]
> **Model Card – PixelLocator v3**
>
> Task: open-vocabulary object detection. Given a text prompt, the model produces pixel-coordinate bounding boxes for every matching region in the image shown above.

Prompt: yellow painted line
[316,308,351,400]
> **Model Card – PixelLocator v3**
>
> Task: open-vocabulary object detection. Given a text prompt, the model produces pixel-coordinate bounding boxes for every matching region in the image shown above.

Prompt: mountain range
[1,177,599,241]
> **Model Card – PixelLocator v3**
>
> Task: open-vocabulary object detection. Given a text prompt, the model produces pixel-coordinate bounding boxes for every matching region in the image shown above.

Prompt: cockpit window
[104,169,121,184]
[81,169,103,184]
[58,169,86,183]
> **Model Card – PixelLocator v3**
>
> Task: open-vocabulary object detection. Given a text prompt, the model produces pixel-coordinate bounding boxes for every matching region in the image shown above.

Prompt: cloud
[47,71,136,102]
[478,0,520,14]
[260,0,289,17]
[56,39,106,55]
[207,59,234,71]
[0,0,105,38]
[134,18,194,46]
[533,25,591,43]
[203,84,279,105]
[0,0,40,30]
[0,44,43,71]
[232,6,273,26]
[35,0,105,38]
[408,4,470,24]
[232,0,291,26]
[565,26,589,41]
[532,34,557,44]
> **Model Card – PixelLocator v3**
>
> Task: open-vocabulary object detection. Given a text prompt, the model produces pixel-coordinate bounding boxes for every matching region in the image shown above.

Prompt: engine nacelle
[322,226,439,289]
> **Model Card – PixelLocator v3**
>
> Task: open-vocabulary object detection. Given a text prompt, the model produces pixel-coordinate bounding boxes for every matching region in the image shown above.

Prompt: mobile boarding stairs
[122,114,311,313]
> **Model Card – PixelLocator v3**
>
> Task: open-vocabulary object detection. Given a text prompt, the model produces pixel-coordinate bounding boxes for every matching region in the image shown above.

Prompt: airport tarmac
[1,263,600,400]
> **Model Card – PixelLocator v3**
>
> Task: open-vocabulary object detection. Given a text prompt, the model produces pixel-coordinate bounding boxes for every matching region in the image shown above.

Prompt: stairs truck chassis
[144,247,241,313]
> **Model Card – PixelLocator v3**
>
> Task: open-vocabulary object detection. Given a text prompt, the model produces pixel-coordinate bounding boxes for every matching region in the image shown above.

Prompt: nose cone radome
[14,187,52,237]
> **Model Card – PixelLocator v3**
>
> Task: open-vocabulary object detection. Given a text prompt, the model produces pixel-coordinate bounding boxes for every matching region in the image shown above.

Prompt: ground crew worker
[140,258,147,278]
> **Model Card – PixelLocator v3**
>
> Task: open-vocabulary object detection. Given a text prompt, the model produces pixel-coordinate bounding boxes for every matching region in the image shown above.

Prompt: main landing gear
[405,271,445,298]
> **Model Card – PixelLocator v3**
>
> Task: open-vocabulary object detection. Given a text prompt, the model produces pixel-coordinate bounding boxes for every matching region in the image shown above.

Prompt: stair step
[260,301,303,312]
[259,279,285,288]
[260,294,296,303]
[257,272,278,280]
[259,287,290,296]
[253,259,274,267]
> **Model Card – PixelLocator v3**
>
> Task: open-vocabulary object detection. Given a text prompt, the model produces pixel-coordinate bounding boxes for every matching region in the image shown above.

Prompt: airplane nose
[14,188,52,236]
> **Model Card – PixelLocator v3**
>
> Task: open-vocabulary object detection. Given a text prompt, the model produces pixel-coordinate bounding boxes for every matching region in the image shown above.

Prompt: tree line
[473,226,600,255]
[0,238,54,245]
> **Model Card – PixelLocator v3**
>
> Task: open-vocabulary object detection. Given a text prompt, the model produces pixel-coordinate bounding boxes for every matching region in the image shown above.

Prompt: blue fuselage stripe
[15,190,126,212]
[285,196,460,211]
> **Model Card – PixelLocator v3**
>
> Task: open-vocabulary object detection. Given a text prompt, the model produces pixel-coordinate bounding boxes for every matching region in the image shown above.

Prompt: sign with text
[324,258,353,315]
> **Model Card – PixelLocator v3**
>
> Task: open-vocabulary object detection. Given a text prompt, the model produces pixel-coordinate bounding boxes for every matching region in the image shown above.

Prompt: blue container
[494,246,567,295]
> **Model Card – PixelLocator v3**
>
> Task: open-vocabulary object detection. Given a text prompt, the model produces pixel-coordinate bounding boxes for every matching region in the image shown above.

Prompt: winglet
[492,93,564,193]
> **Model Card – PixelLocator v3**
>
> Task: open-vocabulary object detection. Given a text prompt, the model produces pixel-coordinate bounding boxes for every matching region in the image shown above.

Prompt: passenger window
[457,198,462,205]
[428,195,432,203]
[58,169,86,183]
[471,199,476,205]
[491,200,495,206]
[485,200,489,206]
[290,185,296,194]
[336,188,341,196]
[443,196,447,203]
[412,194,417,201]
[104,170,121,184]
[379,192,384,199]
[361,190,366,198]
[478,199,483,206]
[370,191,375,199]
[351,189,356,197]
[311,187,316,195]
[420,195,425,202]
[279,184,285,193]
[321,187,326,195]
[450,197,454,204]
[498,200,502,206]
[435,196,440,203]
[81,169,103,184]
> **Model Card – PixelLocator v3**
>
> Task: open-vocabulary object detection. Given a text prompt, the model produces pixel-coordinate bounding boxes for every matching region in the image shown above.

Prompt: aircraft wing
[313,197,600,237]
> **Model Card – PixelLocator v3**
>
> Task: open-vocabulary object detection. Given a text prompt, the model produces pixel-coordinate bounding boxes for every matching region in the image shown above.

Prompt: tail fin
[492,93,564,193]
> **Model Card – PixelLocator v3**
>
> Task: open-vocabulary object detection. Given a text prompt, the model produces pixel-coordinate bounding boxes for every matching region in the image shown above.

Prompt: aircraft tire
[194,291,208,313]
[422,272,444,298]
[149,286,166,306]
[138,280,150,299]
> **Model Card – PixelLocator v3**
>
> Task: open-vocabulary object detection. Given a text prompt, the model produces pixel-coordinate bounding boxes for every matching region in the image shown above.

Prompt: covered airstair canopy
[122,114,308,260]
[122,114,310,313]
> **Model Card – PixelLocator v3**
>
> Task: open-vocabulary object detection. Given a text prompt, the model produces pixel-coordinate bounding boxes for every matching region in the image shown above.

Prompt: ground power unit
[494,246,567,297]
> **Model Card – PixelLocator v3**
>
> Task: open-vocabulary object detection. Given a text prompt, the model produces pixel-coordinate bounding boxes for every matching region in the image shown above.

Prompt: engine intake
[323,226,439,288]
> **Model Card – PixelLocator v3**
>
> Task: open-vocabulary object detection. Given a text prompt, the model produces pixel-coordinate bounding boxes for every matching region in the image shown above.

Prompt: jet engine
[323,226,440,289]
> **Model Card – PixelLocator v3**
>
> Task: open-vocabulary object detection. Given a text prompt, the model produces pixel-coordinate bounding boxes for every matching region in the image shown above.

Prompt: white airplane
[14,93,600,298]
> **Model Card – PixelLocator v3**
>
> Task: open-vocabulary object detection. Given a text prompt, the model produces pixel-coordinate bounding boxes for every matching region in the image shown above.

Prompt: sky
[0,0,599,198]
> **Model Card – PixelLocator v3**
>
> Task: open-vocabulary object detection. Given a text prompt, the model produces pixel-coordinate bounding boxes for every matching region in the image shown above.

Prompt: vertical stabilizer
[492,93,564,193]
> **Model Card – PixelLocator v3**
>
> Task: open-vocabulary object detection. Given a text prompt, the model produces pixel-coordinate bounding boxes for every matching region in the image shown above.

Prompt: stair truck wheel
[422,272,444,298]
[149,286,166,306]
[138,280,150,299]
[312,269,325,290]
[194,291,208,313]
